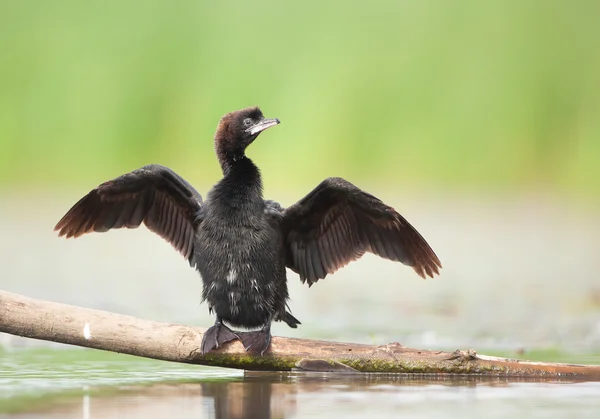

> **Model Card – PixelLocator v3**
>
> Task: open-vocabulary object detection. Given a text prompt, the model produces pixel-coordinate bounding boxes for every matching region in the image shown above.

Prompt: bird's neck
[219,154,263,196]
[218,148,247,174]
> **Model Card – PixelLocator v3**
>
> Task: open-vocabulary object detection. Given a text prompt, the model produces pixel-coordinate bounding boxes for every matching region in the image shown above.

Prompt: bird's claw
[237,330,272,355]
[200,322,238,355]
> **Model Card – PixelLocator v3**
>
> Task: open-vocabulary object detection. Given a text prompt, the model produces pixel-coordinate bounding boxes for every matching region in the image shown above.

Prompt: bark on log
[1,289,599,378]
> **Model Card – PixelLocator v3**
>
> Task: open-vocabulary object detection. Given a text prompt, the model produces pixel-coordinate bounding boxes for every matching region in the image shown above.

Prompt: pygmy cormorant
[55,107,442,355]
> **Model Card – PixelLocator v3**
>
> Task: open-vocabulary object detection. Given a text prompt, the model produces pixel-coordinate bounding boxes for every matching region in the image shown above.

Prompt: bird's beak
[246,118,280,135]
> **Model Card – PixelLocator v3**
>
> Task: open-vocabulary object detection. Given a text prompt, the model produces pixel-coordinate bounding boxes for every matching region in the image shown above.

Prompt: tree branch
[1,289,599,378]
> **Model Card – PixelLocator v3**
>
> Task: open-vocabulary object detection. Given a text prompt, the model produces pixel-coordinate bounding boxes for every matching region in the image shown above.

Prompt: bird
[55,106,442,355]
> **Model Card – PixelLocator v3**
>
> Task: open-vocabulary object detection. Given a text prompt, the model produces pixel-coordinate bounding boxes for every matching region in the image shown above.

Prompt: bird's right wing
[55,164,203,260]
[280,177,441,285]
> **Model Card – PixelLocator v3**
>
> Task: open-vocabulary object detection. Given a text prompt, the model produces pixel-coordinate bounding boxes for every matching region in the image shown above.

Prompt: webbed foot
[237,328,272,356]
[200,321,238,355]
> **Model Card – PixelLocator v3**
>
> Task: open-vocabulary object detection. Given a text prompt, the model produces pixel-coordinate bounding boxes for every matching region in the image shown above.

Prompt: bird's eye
[243,118,253,127]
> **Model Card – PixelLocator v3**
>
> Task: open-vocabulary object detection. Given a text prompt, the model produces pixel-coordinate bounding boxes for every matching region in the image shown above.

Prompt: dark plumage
[55,107,442,355]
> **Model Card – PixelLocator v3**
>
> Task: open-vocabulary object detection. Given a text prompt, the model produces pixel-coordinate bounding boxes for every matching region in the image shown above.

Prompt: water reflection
[15,373,600,419]
[202,373,589,419]
[201,378,290,419]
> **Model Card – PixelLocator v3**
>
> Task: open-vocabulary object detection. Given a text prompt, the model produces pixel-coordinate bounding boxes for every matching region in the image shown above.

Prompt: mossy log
[1,289,599,378]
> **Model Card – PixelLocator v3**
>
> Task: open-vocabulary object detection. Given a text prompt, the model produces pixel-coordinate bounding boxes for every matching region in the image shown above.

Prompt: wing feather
[281,177,441,284]
[310,239,325,280]
[320,228,335,273]
[55,164,203,260]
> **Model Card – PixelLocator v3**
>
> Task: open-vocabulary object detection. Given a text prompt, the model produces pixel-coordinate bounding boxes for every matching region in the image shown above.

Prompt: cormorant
[55,107,442,355]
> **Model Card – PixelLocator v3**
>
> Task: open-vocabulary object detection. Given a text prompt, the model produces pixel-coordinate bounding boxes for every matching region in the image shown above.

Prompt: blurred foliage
[0,1,598,197]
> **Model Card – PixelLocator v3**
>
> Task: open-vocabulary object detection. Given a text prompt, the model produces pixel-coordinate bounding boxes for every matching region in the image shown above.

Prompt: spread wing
[55,164,203,260]
[280,177,442,285]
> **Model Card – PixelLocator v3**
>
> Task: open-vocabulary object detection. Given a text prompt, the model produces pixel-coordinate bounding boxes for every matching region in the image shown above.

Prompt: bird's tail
[277,311,301,328]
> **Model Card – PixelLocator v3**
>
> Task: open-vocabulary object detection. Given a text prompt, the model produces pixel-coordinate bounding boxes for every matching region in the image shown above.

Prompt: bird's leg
[200,317,238,355]
[237,320,273,356]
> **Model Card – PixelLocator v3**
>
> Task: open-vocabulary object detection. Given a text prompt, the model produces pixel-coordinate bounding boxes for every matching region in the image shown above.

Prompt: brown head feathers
[214,107,280,170]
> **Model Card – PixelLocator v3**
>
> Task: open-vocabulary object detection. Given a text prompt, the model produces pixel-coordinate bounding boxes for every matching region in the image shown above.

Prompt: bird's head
[214,107,280,161]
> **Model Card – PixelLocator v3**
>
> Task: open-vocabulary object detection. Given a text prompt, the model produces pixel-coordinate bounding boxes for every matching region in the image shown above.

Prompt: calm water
[1,348,600,419]
[3,368,600,418]
[1,192,600,416]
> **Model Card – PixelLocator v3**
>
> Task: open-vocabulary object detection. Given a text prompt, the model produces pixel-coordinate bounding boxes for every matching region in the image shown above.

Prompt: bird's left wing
[280,177,442,285]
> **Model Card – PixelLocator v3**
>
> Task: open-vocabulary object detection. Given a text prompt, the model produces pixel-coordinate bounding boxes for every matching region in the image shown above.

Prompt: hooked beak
[246,117,280,136]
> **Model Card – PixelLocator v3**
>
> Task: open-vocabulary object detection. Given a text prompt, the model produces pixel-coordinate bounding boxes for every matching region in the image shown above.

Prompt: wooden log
[1,289,599,378]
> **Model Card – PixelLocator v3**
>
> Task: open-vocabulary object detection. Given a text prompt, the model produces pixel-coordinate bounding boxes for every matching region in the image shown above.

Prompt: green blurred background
[2,4,600,411]
[1,0,598,197]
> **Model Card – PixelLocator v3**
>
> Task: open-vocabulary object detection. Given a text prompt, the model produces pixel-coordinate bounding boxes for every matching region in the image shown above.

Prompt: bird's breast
[194,214,282,276]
